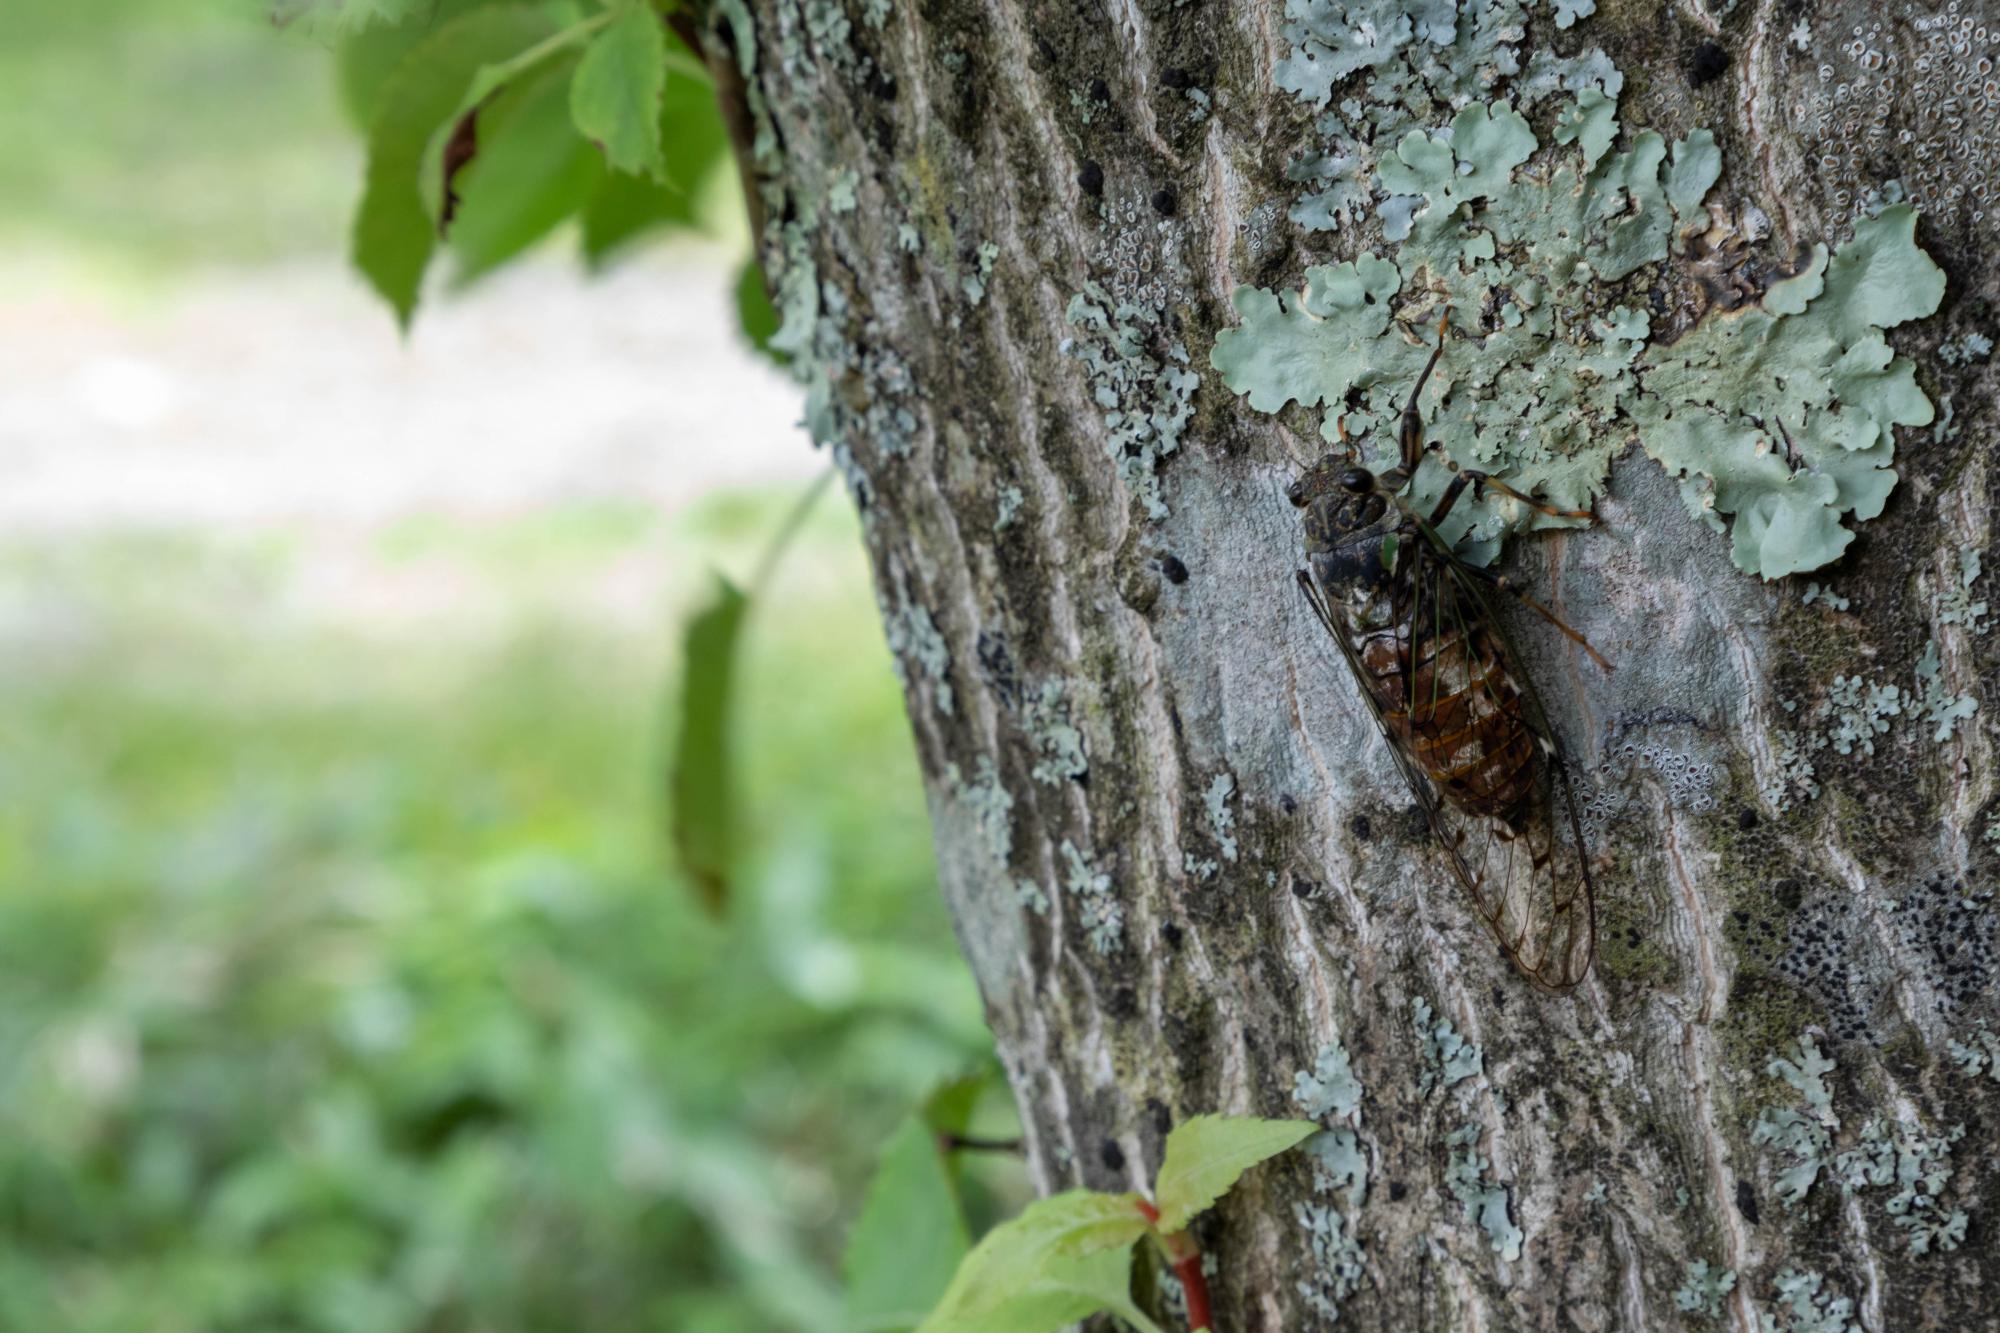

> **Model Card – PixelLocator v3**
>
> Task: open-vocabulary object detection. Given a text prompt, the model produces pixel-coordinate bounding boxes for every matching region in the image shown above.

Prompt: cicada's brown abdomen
[1346,584,1541,827]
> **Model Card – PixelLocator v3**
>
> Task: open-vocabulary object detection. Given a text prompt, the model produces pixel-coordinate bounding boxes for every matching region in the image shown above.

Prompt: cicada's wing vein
[1425,545,1597,991]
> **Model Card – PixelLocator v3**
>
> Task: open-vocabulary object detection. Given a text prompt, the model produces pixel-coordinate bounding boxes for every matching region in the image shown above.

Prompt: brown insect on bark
[1290,314,1611,992]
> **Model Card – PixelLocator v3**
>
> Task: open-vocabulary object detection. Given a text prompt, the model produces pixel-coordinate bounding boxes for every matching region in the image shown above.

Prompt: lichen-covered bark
[699,0,2000,1327]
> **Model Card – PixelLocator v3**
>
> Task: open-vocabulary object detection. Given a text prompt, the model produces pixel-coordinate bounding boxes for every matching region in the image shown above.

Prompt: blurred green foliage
[0,0,356,268]
[0,497,1009,1332]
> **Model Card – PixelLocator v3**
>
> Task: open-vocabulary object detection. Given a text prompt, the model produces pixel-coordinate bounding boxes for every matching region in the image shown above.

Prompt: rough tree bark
[700,0,2000,1327]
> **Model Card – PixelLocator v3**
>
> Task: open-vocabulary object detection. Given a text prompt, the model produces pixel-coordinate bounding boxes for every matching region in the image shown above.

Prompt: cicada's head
[1288,452,1388,555]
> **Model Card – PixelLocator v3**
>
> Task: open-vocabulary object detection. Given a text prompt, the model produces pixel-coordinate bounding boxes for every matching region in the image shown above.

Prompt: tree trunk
[701,0,2000,1327]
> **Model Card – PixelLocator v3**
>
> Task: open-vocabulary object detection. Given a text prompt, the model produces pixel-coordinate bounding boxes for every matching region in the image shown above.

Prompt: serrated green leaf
[670,574,746,915]
[335,0,499,127]
[1151,1114,1319,1235]
[351,4,555,328]
[571,2,668,178]
[447,57,602,283]
[580,53,732,262]
[844,1118,971,1333]
[916,1190,1148,1332]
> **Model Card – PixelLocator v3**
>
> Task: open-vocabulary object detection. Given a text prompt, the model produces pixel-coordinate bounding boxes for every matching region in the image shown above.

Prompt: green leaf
[922,1067,999,1138]
[571,2,668,178]
[670,574,747,914]
[579,54,732,263]
[335,0,499,127]
[1151,1114,1319,1235]
[736,257,784,361]
[844,1118,971,1333]
[916,1191,1149,1332]
[447,58,603,283]
[351,4,555,328]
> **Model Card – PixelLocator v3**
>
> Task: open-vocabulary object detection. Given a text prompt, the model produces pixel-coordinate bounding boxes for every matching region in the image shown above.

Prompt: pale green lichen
[1760,1269,1860,1333]
[1292,1036,1368,1321]
[962,240,999,305]
[1294,1040,1364,1120]
[953,756,1049,915]
[882,576,954,716]
[827,168,859,214]
[1947,1021,2000,1081]
[1445,1121,1522,1261]
[1217,29,1946,578]
[1060,839,1121,954]
[1831,1117,1967,1255]
[1023,679,1088,786]
[1205,773,1240,862]
[1674,1259,1737,1320]
[1761,728,1820,812]
[1914,639,1977,742]
[994,483,1024,530]
[1801,582,1850,611]
[1936,330,1993,366]
[1820,674,1903,756]
[1750,1036,1837,1208]
[1412,997,1483,1094]
[1063,284,1200,520]
[1937,549,1990,633]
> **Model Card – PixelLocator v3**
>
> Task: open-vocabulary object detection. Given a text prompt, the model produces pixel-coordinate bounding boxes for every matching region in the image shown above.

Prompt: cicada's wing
[1404,544,1596,991]
[1295,557,1595,993]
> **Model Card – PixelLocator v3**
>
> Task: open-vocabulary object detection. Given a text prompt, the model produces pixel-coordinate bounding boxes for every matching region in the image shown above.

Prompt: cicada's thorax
[1303,490,1543,829]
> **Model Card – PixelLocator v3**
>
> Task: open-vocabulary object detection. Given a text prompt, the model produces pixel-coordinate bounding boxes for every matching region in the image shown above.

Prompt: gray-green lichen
[1292,1040,1367,1319]
[993,484,1025,530]
[1216,4,1946,578]
[1060,839,1121,954]
[1673,1259,1736,1320]
[1205,773,1240,862]
[1936,549,1989,633]
[1914,639,1977,742]
[1293,1040,1364,1119]
[1750,1036,1837,1207]
[1023,679,1089,786]
[1412,996,1483,1094]
[883,575,954,715]
[1946,1021,2000,1081]
[1830,1117,1968,1255]
[1444,1121,1521,1261]
[1761,1269,1860,1333]
[1062,283,1200,520]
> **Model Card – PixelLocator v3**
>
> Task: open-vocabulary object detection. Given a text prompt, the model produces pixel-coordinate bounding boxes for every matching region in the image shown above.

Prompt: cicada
[1290,316,1610,992]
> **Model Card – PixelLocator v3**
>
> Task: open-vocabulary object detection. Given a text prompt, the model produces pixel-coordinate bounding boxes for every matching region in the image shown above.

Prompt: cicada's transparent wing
[1407,545,1596,991]
[1296,553,1595,993]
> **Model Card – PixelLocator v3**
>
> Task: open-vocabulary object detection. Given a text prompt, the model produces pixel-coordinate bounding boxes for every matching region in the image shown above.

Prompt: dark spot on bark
[1280,793,1298,815]
[1491,986,1506,1011]
[1689,41,1729,87]
[1151,188,1177,217]
[863,68,896,101]
[1738,806,1759,831]
[1110,986,1138,1019]
[1147,1097,1172,1136]
[1388,1180,1407,1201]
[1101,1137,1126,1171]
[1088,77,1110,103]
[1157,552,1188,583]
[1291,876,1317,899]
[1162,65,1190,88]
[976,629,1019,707]
[1168,702,1184,741]
[1350,813,1372,841]
[1732,910,1749,925]
[1079,160,1104,197]
[1736,1178,1761,1225]
[1774,878,1803,911]
[1163,921,1184,949]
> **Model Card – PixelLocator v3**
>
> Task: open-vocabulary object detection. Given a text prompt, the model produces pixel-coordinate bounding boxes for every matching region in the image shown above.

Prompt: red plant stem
[1133,1200,1214,1332]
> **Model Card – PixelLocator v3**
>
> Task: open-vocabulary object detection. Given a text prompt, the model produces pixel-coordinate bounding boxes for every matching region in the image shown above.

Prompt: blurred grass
[0,0,359,273]
[0,494,998,1332]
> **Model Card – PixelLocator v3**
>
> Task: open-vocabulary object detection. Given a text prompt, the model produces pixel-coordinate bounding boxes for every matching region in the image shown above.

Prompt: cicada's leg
[1423,464,1594,527]
[1398,310,1452,474]
[1450,558,1614,672]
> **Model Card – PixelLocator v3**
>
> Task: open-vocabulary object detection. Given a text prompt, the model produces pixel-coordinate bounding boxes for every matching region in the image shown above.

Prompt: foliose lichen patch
[1444,1121,1522,1261]
[1214,3,1946,578]
[1672,1259,1736,1319]
[1290,1039,1368,1319]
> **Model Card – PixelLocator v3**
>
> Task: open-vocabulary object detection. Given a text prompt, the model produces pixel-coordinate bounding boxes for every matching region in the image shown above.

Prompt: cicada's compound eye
[1339,467,1373,495]
[1286,478,1309,508]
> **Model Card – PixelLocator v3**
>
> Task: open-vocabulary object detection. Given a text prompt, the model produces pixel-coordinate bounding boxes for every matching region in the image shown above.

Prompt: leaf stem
[749,467,834,599]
